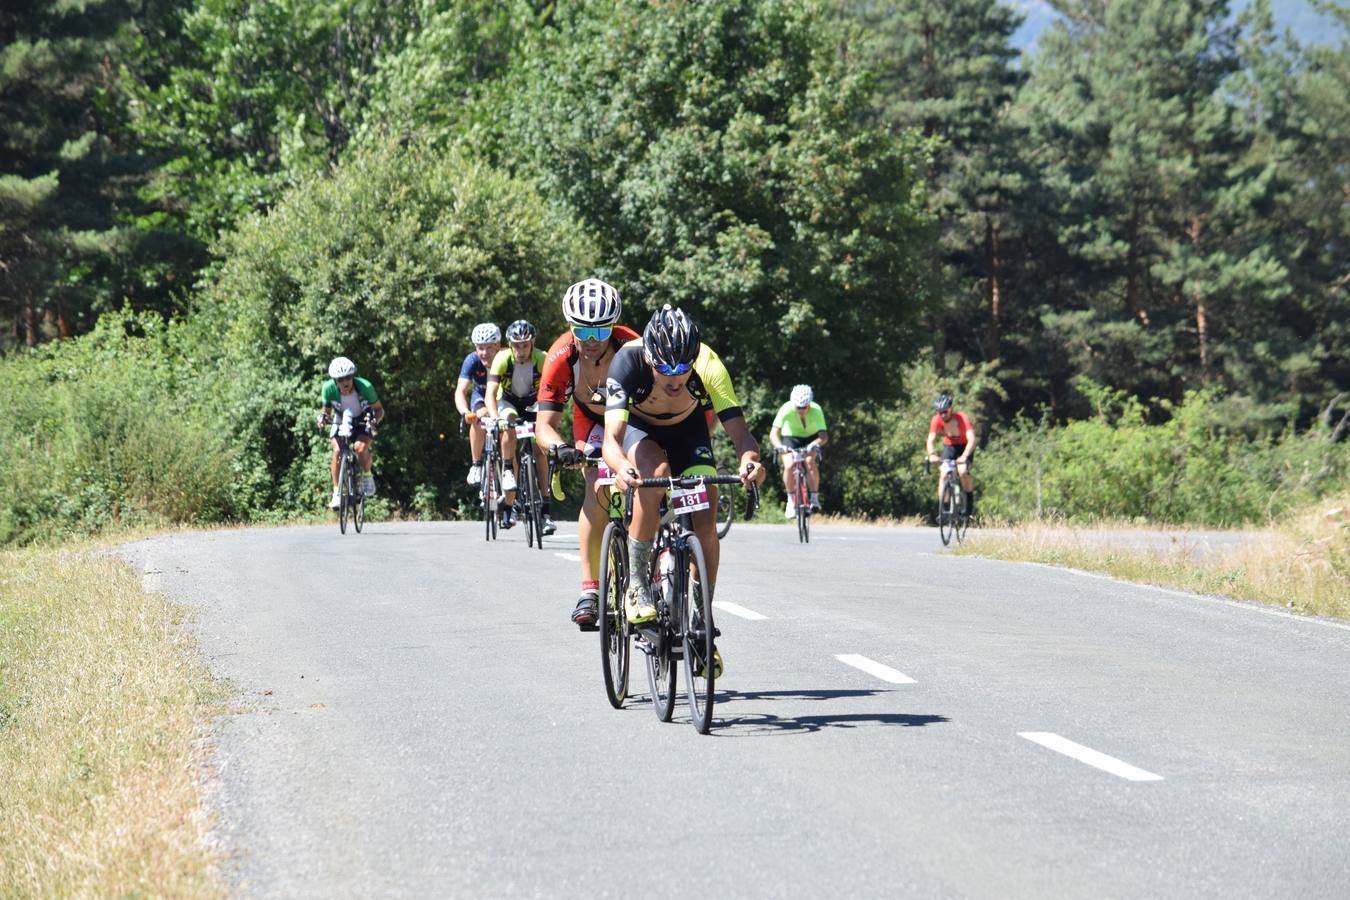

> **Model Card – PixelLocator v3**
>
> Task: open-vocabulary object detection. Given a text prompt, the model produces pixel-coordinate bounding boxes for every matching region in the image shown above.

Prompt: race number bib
[514,421,535,439]
[670,484,711,514]
[595,461,615,487]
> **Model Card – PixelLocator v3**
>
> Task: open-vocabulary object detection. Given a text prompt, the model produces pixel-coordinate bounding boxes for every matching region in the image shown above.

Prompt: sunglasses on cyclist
[653,360,693,377]
[570,325,613,342]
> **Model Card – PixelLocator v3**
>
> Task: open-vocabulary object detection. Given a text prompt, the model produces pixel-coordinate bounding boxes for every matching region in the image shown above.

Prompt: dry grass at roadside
[959,495,1350,620]
[0,542,224,897]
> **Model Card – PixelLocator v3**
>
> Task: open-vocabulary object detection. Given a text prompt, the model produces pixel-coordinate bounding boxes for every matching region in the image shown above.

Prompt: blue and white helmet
[471,322,501,345]
[791,384,813,408]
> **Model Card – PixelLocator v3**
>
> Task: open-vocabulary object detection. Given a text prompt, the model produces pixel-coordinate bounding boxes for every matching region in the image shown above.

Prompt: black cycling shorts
[783,434,820,450]
[621,413,717,475]
[942,443,973,465]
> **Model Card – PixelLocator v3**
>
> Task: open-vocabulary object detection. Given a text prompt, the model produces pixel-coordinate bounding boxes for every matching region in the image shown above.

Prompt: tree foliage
[489,0,933,410]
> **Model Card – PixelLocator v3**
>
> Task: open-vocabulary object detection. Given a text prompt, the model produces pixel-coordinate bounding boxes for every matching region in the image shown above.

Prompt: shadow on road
[712,688,950,735]
[719,710,950,736]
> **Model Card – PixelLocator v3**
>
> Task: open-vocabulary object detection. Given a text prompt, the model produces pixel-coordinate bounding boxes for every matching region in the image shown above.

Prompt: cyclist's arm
[812,430,828,447]
[769,426,783,450]
[454,377,474,417]
[957,412,976,459]
[720,415,765,485]
[601,414,631,489]
[925,430,938,460]
[367,400,385,427]
[536,408,567,455]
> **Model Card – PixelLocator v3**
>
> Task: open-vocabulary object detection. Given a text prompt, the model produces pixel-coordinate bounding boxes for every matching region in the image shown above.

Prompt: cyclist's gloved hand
[463,410,478,424]
[315,413,327,430]
[553,444,583,467]
[774,445,787,455]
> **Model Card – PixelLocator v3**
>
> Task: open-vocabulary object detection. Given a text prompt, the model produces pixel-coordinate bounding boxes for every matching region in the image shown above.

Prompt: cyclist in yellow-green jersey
[770,384,828,517]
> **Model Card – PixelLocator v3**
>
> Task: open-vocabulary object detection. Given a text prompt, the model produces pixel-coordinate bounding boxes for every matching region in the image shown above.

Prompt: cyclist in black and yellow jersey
[603,305,766,645]
[486,319,554,533]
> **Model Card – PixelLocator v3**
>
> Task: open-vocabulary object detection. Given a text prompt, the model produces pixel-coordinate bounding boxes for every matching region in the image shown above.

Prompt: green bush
[977,383,1348,526]
[199,138,597,520]
[0,312,235,544]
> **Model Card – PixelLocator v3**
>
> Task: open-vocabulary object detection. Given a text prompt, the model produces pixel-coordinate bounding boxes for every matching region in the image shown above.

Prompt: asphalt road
[121,518,1350,898]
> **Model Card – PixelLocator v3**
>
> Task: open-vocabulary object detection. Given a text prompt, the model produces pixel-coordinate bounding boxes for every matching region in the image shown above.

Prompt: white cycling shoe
[500,470,517,492]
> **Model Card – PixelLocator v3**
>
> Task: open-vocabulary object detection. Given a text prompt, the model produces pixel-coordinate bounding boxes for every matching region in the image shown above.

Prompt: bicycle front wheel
[599,521,630,709]
[939,481,956,546]
[681,535,716,734]
[337,452,350,534]
[483,452,498,542]
[796,478,810,544]
[523,452,543,549]
[954,487,970,544]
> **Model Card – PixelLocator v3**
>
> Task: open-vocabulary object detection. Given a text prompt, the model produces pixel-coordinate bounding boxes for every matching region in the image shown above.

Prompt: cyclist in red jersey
[925,392,977,516]
[535,278,640,630]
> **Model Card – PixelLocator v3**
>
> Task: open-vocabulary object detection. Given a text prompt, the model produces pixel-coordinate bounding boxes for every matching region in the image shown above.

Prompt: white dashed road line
[553,552,581,562]
[1018,732,1164,782]
[712,601,767,620]
[834,654,916,684]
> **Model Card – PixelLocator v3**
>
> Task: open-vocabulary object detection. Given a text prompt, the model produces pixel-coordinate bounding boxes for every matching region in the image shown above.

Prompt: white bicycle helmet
[791,384,813,408]
[471,322,501,344]
[328,356,357,378]
[562,278,622,327]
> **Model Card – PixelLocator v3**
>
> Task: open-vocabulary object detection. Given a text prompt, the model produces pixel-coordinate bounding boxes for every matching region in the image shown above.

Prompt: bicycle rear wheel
[644,539,676,722]
[954,487,969,543]
[599,521,630,709]
[939,481,956,546]
[354,489,365,533]
[646,643,676,722]
[338,451,350,534]
[715,466,735,539]
[681,535,716,734]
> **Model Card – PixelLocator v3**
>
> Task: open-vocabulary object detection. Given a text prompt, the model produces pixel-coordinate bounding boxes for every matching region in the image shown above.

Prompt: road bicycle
[777,445,820,544]
[927,457,972,546]
[480,417,506,542]
[508,414,546,549]
[328,408,376,535]
[547,450,631,702]
[622,470,758,734]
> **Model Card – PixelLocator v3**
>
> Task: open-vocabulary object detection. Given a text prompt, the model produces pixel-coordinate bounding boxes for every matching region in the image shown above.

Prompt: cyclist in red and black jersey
[925,392,977,516]
[535,278,640,630]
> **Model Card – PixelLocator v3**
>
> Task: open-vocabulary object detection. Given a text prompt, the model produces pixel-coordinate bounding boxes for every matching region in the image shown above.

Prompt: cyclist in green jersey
[316,356,386,509]
[770,384,828,517]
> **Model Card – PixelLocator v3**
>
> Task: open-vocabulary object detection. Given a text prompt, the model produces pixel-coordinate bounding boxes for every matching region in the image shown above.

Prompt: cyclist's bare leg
[626,440,668,542]
[353,436,373,472]
[957,460,973,495]
[782,463,796,497]
[501,427,518,504]
[330,439,341,485]
[806,455,821,493]
[694,496,719,587]
[580,469,606,580]
[468,414,485,461]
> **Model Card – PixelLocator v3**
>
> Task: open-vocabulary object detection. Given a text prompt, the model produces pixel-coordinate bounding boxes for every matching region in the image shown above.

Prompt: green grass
[0,538,225,897]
